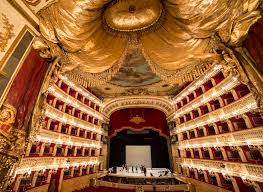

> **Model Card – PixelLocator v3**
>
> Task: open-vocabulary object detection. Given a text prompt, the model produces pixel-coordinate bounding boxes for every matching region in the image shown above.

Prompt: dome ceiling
[34,0,261,97]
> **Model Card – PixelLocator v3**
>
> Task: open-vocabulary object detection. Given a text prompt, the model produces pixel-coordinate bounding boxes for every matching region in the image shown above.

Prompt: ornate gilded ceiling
[33,0,261,98]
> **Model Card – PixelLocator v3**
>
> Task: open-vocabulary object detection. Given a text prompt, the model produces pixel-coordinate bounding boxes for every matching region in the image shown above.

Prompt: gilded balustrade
[174,75,240,118]
[15,156,99,175]
[44,103,102,134]
[174,93,258,134]
[178,126,263,149]
[36,128,101,148]
[177,158,263,182]
[172,64,223,103]
[59,75,102,106]
[48,84,104,120]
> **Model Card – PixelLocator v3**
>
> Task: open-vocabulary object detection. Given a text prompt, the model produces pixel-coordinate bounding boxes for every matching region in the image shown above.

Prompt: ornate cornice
[103,96,173,118]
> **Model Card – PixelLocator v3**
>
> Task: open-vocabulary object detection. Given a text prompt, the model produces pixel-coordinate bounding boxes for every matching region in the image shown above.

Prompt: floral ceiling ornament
[0,13,14,52]
[34,0,261,86]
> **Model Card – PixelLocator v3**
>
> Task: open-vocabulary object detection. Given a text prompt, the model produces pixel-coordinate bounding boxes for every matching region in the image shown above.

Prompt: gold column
[31,171,39,188]
[46,170,52,184]
[230,176,240,192]
[215,172,222,187]
[13,174,22,192]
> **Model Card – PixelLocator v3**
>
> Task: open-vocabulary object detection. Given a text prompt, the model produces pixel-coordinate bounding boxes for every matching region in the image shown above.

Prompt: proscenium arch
[103,96,174,119]
[108,108,173,169]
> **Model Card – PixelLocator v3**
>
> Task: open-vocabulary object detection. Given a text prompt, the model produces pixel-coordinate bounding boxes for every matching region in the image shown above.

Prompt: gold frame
[0,25,36,107]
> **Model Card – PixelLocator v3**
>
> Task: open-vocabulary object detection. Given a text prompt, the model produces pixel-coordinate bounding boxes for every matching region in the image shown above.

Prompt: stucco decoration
[0,13,14,52]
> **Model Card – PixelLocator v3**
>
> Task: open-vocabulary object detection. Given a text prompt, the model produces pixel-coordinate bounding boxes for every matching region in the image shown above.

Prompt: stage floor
[109,167,172,178]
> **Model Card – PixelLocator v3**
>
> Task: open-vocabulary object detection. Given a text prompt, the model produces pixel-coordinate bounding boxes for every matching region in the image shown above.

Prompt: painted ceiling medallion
[104,0,163,32]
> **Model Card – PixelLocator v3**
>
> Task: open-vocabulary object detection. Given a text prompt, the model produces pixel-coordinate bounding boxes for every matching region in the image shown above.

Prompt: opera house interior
[0,0,263,192]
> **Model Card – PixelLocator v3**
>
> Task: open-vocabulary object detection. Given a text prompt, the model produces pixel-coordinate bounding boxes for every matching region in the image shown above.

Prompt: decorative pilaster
[0,104,24,190]
[215,172,222,187]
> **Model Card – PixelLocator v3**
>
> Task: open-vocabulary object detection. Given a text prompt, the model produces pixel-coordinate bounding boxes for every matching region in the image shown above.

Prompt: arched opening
[109,129,170,169]
[108,108,171,170]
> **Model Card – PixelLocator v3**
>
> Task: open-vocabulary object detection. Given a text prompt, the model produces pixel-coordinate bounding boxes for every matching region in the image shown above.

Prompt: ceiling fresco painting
[110,49,160,87]
[90,81,180,98]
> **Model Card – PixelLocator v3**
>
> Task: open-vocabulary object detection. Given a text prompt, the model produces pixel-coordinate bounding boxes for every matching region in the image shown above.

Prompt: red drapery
[109,108,169,137]
[5,48,48,130]
[244,16,263,74]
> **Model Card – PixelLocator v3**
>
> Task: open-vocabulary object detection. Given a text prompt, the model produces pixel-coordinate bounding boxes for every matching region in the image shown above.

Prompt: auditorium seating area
[100,175,182,185]
[74,187,135,192]
[74,187,185,192]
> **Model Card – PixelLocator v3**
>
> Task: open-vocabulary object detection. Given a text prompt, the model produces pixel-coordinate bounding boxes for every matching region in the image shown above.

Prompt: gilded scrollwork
[0,13,14,52]
[0,104,16,125]
[0,152,17,190]
[0,104,25,189]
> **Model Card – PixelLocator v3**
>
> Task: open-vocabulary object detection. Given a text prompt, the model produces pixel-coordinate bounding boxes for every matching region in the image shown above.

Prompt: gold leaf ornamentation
[0,104,16,125]
[129,115,146,125]
[0,14,14,52]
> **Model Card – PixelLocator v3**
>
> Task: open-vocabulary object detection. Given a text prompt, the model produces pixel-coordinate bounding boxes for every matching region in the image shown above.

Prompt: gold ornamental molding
[7,0,39,29]
[103,96,173,118]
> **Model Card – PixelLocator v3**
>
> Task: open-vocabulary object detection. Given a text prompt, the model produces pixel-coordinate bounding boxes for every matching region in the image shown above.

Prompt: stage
[109,167,172,178]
